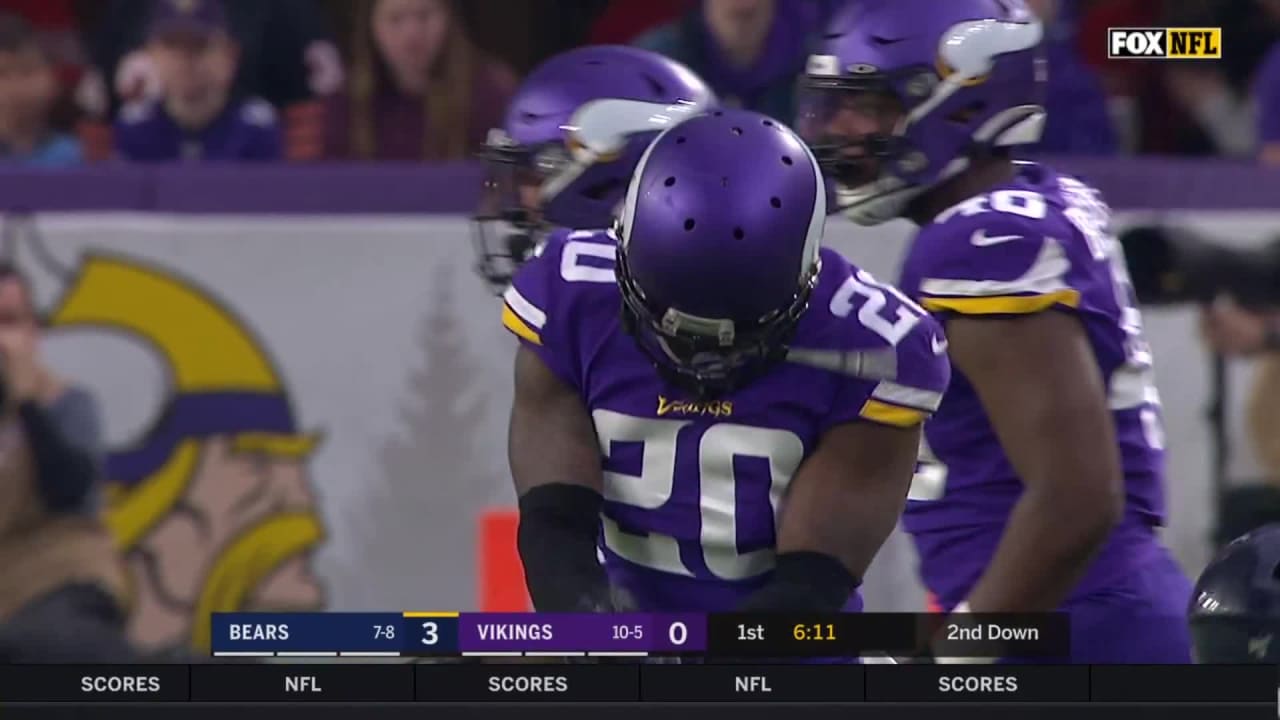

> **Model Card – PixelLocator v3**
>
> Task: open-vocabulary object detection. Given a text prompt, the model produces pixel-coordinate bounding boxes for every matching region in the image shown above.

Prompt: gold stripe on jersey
[920,288,1081,316]
[859,399,929,427]
[502,303,543,345]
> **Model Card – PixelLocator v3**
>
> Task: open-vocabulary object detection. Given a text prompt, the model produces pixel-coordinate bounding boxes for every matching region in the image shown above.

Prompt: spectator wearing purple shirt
[1257,42,1280,165]
[1025,0,1116,156]
[633,0,823,125]
[113,0,282,162]
[322,0,516,161]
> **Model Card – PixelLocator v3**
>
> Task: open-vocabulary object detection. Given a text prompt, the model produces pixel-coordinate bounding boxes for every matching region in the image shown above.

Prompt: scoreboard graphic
[208,611,1068,658]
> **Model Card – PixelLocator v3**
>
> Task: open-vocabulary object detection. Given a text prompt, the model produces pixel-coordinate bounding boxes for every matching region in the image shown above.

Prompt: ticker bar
[708,613,1068,658]
[0,663,1270,704]
[192,664,413,703]
[415,662,639,702]
[866,664,1088,703]
[1089,664,1275,703]
[0,664,190,702]
[640,664,865,702]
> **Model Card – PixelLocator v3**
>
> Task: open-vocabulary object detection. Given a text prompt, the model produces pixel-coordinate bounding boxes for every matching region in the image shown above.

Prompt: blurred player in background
[502,108,950,615]
[472,45,716,293]
[799,0,1191,662]
[1187,524,1280,663]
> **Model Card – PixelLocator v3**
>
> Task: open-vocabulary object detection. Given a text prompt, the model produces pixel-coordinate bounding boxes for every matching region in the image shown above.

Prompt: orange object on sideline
[478,508,530,612]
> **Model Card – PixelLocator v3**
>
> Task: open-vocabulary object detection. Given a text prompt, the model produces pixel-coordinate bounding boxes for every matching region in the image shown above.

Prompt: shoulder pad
[904,187,1081,316]
[501,228,617,390]
[118,99,158,126]
[239,98,279,128]
[789,247,951,429]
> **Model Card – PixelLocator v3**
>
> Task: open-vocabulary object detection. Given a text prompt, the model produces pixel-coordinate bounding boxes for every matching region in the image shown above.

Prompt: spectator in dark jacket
[633,0,823,124]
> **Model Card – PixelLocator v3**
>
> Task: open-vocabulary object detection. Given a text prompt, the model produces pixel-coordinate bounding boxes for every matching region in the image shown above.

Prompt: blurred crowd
[0,0,1278,167]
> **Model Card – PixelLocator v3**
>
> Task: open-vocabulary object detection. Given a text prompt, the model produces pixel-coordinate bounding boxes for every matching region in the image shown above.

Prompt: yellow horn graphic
[48,255,282,393]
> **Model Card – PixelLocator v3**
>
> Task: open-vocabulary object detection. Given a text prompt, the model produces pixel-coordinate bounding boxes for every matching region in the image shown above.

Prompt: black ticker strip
[414,662,639,702]
[640,664,865,702]
[865,664,1088,703]
[0,664,190,702]
[1089,664,1275,703]
[191,663,413,702]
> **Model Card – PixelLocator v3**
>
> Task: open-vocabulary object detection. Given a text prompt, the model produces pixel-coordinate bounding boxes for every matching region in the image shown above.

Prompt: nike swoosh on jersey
[970,230,1022,246]
[931,336,949,354]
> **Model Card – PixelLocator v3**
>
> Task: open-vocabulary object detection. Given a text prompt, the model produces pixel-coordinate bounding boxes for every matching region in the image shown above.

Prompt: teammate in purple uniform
[473,46,716,294]
[798,0,1192,662]
[502,108,951,615]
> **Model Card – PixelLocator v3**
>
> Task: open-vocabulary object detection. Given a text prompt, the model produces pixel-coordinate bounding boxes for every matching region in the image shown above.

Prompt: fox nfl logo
[1107,28,1222,59]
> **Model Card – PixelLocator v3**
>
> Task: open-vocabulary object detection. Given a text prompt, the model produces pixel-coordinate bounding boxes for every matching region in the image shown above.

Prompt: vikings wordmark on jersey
[502,228,950,612]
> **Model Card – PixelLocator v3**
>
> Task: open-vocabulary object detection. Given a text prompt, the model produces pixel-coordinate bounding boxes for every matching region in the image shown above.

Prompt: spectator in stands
[88,0,340,161]
[323,0,515,161]
[1024,0,1116,155]
[0,13,80,166]
[1160,0,1280,158]
[113,0,281,162]
[633,0,822,124]
[0,261,133,662]
[1256,42,1280,165]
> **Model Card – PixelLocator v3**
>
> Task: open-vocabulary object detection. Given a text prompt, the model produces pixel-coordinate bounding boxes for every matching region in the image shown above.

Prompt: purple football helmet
[473,46,716,293]
[797,0,1046,225]
[616,108,825,398]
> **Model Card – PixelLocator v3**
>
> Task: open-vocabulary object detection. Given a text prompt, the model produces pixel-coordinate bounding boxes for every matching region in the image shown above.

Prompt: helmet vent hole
[684,218,696,231]
[713,110,724,117]
[733,227,745,240]
[731,127,743,136]
[664,176,676,187]
[770,197,782,208]
[675,136,687,144]
[762,119,774,127]
[781,155,793,166]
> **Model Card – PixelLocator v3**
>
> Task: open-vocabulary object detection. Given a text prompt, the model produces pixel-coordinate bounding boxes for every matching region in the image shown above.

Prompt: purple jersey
[503,228,950,612]
[896,163,1170,608]
[114,97,283,163]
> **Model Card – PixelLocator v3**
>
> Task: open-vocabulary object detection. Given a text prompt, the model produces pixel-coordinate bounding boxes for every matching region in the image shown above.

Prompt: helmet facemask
[616,228,819,400]
[472,131,571,294]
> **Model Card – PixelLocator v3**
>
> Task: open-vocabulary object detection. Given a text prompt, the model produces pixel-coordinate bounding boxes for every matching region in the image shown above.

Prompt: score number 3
[422,621,439,646]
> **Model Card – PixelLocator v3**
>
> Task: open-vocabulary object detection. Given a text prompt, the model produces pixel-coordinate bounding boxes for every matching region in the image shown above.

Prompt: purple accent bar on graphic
[455,614,706,653]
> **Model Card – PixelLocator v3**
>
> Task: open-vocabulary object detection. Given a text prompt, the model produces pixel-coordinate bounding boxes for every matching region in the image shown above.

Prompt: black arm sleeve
[516,483,615,612]
[18,401,99,512]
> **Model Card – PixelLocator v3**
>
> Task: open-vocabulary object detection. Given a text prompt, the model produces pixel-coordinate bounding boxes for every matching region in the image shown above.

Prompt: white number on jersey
[935,189,1049,224]
[830,269,928,345]
[560,234,618,283]
[592,409,805,580]
[1060,178,1164,450]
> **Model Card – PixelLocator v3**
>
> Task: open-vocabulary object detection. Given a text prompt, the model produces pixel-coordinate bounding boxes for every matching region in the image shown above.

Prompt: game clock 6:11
[793,623,836,642]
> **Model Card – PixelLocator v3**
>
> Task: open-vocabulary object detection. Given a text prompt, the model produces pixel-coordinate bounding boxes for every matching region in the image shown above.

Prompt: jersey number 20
[592,410,804,581]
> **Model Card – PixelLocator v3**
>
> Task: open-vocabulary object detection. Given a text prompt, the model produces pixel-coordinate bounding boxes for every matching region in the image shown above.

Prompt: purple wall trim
[0,158,1271,213]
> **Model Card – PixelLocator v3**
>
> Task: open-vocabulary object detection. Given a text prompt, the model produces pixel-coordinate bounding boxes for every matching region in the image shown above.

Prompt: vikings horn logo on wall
[41,251,328,653]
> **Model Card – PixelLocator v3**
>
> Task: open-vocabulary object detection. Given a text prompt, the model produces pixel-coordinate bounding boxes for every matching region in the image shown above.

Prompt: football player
[798,0,1192,661]
[502,108,951,615]
[473,45,716,293]
[1188,525,1280,663]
